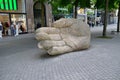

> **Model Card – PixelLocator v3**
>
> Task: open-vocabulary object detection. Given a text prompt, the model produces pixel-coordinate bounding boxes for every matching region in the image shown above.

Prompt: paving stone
[0,24,120,80]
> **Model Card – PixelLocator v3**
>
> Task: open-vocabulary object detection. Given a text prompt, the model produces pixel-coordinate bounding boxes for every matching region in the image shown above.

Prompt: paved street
[0,24,120,80]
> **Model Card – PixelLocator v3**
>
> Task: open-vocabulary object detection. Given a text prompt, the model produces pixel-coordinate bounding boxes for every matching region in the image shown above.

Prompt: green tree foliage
[34,0,91,19]
[58,0,90,7]
[57,0,91,18]
[95,0,119,9]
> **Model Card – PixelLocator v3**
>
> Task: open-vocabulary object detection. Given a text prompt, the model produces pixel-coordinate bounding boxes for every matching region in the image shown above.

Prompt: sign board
[0,0,17,10]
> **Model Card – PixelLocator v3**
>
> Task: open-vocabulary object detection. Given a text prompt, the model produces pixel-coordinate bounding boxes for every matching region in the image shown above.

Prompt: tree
[95,0,120,36]
[116,0,120,32]
[95,0,116,37]
[95,0,109,37]
[103,0,109,36]
[58,0,90,18]
[105,0,120,33]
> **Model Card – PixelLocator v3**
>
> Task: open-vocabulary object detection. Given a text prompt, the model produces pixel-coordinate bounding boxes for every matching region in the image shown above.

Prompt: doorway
[33,1,46,30]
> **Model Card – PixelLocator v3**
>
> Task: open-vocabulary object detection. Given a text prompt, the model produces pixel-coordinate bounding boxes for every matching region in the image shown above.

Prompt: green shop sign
[0,0,17,10]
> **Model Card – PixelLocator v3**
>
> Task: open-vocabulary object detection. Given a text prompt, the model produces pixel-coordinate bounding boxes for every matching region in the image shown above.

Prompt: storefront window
[11,14,27,33]
[0,0,27,36]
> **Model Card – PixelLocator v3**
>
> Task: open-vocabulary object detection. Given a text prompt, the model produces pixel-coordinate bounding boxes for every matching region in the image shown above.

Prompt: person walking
[10,22,15,36]
[0,21,3,38]
[15,23,19,36]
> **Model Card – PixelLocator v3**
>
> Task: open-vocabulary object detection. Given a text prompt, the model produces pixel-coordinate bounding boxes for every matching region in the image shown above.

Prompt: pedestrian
[10,22,15,36]
[36,22,41,30]
[15,23,19,36]
[0,21,3,38]
[88,20,92,27]
[92,21,94,27]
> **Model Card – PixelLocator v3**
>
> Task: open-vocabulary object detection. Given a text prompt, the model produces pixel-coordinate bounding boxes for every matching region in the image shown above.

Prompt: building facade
[0,0,29,35]
[26,0,34,32]
[0,0,52,36]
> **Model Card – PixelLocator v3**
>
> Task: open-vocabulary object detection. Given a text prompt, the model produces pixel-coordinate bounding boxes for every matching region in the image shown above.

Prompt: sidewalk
[0,33,35,42]
[91,23,117,34]
[0,24,120,80]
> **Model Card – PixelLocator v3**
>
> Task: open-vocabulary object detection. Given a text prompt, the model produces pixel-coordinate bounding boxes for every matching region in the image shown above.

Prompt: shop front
[0,0,27,36]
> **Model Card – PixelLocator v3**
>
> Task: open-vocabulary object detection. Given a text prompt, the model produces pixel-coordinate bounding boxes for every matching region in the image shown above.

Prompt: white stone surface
[35,18,91,55]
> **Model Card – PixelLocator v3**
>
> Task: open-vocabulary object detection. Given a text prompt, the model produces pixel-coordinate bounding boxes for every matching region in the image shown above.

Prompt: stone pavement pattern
[0,24,120,80]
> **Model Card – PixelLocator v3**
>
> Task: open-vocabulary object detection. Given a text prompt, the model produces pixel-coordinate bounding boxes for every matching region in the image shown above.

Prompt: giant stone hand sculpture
[35,18,91,55]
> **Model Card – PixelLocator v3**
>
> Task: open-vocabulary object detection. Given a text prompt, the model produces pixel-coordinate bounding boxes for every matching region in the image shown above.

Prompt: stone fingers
[48,46,73,55]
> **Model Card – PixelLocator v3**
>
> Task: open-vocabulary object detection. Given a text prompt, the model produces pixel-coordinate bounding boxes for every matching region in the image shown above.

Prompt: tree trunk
[41,3,45,27]
[73,0,78,18]
[103,0,109,36]
[117,2,120,32]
